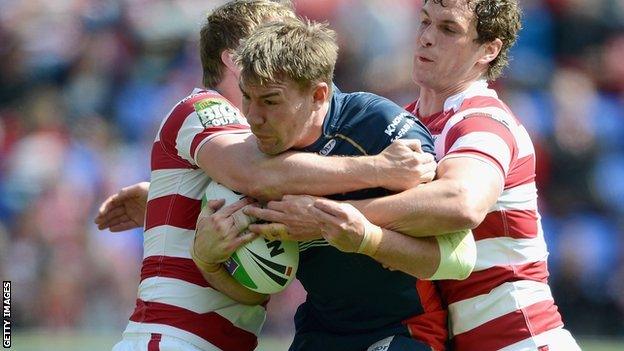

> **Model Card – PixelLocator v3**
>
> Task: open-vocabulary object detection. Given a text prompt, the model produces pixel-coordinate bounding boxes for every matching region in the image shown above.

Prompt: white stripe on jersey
[448,280,554,336]
[143,226,194,259]
[516,125,535,159]
[176,111,209,164]
[446,131,512,175]
[489,182,538,212]
[148,168,209,201]
[474,236,548,272]
[138,277,237,313]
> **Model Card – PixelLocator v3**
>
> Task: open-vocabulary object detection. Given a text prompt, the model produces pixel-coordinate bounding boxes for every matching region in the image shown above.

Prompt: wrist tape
[357,223,383,256]
[428,229,476,280]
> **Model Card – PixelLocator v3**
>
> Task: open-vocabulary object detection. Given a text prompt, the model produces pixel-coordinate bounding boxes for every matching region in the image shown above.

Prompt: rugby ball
[202,182,299,294]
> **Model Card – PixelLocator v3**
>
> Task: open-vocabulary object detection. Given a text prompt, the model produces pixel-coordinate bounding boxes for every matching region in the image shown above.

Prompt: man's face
[412,0,485,90]
[240,77,317,155]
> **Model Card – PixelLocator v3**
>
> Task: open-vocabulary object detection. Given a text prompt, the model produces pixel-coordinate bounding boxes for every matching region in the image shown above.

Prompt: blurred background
[0,0,623,350]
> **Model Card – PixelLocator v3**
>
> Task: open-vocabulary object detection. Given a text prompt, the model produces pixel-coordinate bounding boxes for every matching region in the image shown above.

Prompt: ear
[311,82,330,111]
[221,49,237,73]
[477,38,503,65]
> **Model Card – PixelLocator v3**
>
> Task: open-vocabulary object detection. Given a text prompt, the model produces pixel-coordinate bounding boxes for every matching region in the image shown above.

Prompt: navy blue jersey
[290,88,446,351]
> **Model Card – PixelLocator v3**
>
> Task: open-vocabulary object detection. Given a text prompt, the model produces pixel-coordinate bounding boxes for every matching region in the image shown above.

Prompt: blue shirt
[293,87,436,337]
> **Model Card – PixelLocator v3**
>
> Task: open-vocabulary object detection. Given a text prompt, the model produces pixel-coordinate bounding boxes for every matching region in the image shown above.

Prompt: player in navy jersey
[196,19,476,351]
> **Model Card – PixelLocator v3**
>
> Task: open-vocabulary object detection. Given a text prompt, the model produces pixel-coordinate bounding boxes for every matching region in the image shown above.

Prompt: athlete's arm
[196,134,434,200]
[289,199,475,280]
[198,265,268,305]
[352,152,503,237]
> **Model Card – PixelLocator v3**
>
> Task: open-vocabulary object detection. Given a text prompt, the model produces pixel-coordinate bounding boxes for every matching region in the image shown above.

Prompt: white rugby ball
[202,182,299,294]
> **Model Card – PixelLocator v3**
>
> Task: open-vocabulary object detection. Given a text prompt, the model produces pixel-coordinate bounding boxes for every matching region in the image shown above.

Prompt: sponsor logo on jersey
[194,98,243,128]
[384,112,417,141]
[319,139,337,155]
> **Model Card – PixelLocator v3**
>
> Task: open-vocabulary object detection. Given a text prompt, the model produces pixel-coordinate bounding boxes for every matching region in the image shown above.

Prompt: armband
[428,229,476,280]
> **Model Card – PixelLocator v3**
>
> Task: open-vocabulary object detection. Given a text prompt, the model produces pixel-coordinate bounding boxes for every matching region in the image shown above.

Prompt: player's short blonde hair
[200,0,295,88]
[236,18,338,93]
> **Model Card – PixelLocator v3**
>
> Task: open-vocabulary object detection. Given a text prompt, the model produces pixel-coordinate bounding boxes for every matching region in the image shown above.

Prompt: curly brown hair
[425,0,522,81]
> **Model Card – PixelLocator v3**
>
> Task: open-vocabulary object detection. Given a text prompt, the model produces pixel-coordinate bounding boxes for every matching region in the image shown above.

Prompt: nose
[418,24,434,48]
[244,100,264,127]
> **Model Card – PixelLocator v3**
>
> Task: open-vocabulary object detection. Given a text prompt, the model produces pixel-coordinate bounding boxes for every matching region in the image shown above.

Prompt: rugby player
[253,1,582,350]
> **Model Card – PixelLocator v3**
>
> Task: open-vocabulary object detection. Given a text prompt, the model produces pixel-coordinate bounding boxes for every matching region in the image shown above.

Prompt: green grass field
[9,331,624,350]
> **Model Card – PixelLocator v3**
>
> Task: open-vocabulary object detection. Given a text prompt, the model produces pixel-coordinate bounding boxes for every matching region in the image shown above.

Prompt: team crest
[319,139,337,155]
[194,98,243,128]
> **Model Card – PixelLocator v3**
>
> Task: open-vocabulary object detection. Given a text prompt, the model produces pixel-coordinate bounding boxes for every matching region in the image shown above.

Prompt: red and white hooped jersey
[122,89,264,351]
[406,81,580,351]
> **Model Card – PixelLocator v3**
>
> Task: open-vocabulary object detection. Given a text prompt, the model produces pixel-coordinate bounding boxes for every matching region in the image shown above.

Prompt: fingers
[232,205,258,232]
[312,199,347,219]
[399,139,422,153]
[243,206,285,223]
[203,199,226,216]
[217,198,255,217]
[235,231,259,247]
[95,206,128,229]
[249,223,289,241]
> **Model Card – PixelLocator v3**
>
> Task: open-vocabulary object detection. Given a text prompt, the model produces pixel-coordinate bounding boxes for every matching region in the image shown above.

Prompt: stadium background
[0,0,623,350]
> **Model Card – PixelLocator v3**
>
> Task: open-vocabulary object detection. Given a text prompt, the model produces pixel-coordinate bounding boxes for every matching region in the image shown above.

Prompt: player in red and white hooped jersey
[118,88,264,351]
[405,80,578,350]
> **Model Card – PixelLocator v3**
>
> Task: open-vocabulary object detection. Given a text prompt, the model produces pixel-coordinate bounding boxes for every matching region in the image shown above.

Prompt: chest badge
[319,139,337,155]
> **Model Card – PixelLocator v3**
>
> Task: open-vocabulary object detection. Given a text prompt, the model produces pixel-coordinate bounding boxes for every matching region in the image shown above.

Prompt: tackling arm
[196,133,434,200]
[352,156,503,237]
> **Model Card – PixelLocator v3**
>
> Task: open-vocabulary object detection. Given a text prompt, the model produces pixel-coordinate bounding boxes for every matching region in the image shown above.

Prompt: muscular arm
[373,229,440,278]
[198,265,268,305]
[196,134,429,201]
[352,156,503,237]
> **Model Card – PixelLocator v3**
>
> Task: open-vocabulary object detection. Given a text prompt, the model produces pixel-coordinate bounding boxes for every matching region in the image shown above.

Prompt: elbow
[452,183,488,230]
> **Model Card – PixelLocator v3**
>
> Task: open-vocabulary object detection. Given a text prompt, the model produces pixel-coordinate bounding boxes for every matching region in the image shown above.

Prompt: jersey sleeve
[351,95,435,156]
[167,96,249,166]
[442,114,517,179]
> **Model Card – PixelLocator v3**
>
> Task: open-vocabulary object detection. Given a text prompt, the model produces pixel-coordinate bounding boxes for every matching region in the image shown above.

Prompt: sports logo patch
[194,98,243,128]
[319,139,336,155]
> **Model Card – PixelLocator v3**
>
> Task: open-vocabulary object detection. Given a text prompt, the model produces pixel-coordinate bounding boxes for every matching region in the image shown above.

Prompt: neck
[213,71,242,109]
[295,100,331,149]
[417,80,474,116]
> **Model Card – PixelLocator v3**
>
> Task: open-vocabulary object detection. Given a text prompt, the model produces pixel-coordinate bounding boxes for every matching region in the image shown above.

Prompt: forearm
[370,229,475,280]
[351,157,502,237]
[372,229,440,278]
[242,151,379,200]
[353,178,474,237]
[199,265,268,305]
[199,135,379,201]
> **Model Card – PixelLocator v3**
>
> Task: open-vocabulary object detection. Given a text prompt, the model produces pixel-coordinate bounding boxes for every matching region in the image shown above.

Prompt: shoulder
[173,90,243,129]
[336,91,434,154]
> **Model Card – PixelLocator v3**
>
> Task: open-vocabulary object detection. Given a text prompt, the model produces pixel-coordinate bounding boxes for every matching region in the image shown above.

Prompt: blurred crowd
[1,0,623,339]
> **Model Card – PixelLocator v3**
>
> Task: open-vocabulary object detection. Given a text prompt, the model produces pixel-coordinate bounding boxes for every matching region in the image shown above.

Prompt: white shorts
[500,327,581,351]
[112,333,205,351]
